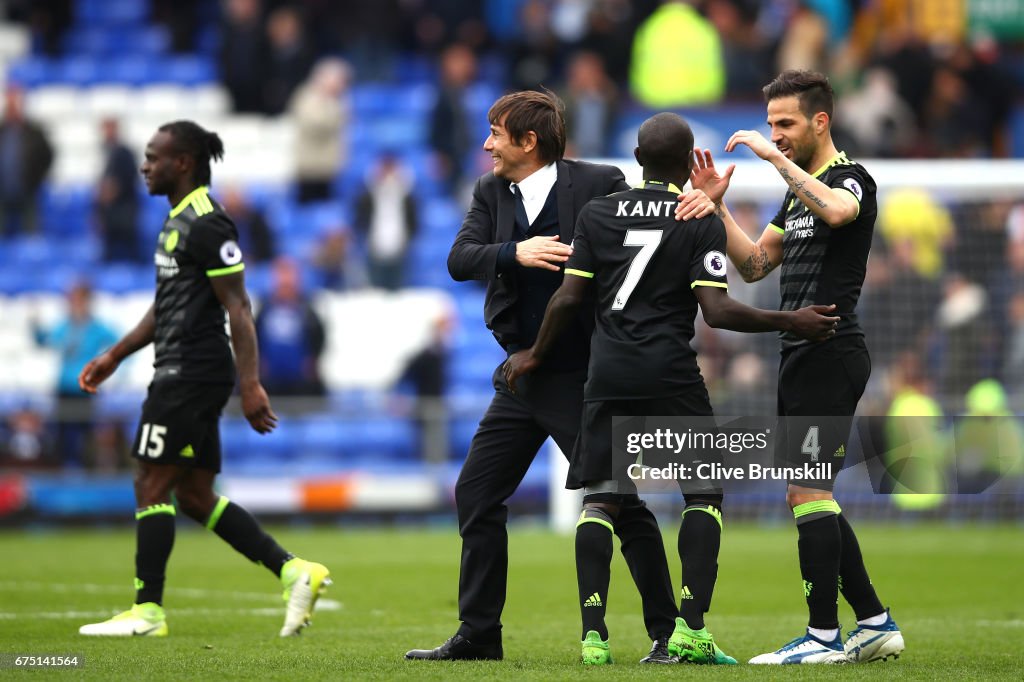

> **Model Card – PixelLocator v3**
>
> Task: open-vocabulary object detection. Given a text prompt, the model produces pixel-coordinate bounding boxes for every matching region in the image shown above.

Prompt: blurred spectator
[6,0,71,56]
[404,0,488,54]
[922,63,989,158]
[220,0,269,114]
[221,186,276,263]
[312,225,355,290]
[255,257,326,396]
[398,310,452,463]
[705,0,774,99]
[94,118,141,263]
[884,351,947,508]
[861,233,941,370]
[776,1,829,73]
[1004,291,1024,388]
[630,0,725,107]
[878,188,953,280]
[290,57,351,204]
[562,51,617,158]
[1,406,55,469]
[151,0,200,53]
[355,154,419,291]
[429,44,476,194]
[577,0,658,87]
[0,86,53,236]
[937,273,994,396]
[263,6,316,115]
[954,379,1024,492]
[506,0,561,89]
[836,68,916,157]
[32,282,117,468]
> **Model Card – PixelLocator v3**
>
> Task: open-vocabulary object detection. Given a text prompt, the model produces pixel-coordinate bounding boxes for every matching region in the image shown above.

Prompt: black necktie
[512,184,530,229]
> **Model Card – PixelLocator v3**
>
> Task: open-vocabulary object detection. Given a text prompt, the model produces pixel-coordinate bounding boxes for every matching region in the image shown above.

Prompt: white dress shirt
[510,162,557,227]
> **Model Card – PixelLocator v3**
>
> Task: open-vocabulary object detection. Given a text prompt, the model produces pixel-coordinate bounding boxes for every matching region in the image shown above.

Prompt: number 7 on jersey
[612,229,663,310]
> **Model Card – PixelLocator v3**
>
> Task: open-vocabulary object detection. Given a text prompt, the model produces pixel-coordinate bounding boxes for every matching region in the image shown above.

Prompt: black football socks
[794,501,842,630]
[836,513,885,620]
[677,503,723,630]
[205,496,292,577]
[576,507,616,640]
[135,503,176,605]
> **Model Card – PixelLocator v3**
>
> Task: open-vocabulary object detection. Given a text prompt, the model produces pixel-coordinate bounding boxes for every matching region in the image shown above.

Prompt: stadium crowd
[0,0,1022,472]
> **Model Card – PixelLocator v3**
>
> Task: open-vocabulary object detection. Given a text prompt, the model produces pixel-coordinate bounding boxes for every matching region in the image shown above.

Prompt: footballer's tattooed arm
[776,165,828,209]
[738,243,774,281]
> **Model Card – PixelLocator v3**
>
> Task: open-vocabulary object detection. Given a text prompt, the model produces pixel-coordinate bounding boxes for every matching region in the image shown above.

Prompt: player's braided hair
[159,120,225,186]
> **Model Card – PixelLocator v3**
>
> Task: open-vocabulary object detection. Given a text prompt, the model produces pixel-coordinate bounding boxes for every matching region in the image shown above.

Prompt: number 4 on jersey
[612,229,663,310]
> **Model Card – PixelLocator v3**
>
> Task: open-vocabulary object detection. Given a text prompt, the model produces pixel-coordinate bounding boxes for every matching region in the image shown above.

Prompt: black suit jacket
[448,159,629,351]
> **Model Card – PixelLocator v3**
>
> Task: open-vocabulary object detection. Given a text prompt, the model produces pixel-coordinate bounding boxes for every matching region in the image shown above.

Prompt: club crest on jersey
[219,240,243,265]
[842,177,863,201]
[704,251,726,277]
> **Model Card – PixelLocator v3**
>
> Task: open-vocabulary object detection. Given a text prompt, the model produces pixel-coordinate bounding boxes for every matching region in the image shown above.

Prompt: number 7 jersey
[565,181,728,401]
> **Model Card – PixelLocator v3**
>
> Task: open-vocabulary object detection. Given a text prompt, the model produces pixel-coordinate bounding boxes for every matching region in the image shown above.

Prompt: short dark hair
[158,120,225,186]
[763,70,834,124]
[487,89,566,164]
[637,112,693,174]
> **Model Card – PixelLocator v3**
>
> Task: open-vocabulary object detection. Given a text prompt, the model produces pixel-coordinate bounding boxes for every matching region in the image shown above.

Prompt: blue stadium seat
[351,84,435,116]
[94,265,152,294]
[6,58,55,88]
[56,57,102,86]
[353,417,417,460]
[450,416,482,460]
[162,57,217,86]
[76,0,149,25]
[101,57,158,86]
[120,26,171,56]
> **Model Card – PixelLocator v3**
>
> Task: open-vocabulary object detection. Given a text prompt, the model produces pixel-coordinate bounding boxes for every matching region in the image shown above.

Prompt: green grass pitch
[1,523,1021,680]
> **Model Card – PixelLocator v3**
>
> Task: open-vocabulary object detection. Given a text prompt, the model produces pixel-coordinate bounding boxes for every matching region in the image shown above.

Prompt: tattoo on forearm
[715,203,725,219]
[739,244,773,280]
[777,165,827,209]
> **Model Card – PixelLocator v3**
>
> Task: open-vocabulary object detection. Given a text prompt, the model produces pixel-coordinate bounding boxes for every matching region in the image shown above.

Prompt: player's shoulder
[828,152,875,185]
[563,158,626,187]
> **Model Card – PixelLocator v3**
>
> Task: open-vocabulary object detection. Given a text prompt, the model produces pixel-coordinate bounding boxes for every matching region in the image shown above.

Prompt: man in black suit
[405,90,713,662]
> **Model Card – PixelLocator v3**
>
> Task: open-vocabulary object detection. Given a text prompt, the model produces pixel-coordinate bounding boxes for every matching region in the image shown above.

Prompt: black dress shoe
[405,634,503,661]
[639,636,680,664]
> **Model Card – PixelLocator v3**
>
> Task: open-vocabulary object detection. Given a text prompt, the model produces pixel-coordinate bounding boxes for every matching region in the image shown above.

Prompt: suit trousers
[455,362,585,642]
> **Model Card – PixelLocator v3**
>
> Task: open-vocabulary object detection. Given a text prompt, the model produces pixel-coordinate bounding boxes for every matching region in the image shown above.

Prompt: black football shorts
[131,380,234,473]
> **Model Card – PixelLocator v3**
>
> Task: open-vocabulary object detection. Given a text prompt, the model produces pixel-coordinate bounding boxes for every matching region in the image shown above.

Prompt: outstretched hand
[791,304,841,342]
[689,147,735,204]
[725,130,780,162]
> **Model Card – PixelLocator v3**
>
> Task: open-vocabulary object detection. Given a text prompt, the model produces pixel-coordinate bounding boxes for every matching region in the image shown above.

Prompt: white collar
[510,162,557,202]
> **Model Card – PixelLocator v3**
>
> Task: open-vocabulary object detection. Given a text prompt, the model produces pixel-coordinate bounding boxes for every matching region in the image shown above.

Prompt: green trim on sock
[205,495,231,530]
[136,503,175,520]
[682,504,723,529]
[793,499,842,519]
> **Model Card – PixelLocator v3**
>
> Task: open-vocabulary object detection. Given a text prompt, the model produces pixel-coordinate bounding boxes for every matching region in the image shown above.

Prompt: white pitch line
[0,600,342,621]
[0,581,281,602]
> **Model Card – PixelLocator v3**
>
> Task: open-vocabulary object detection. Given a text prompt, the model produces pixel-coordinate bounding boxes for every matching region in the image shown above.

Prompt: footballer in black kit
[689,69,905,664]
[562,180,727,489]
[78,121,329,640]
[139,185,241,471]
[504,112,837,665]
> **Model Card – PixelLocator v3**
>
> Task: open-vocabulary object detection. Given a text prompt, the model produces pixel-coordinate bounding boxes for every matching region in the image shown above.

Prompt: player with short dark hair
[77,120,329,638]
[504,112,838,665]
[686,69,905,664]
